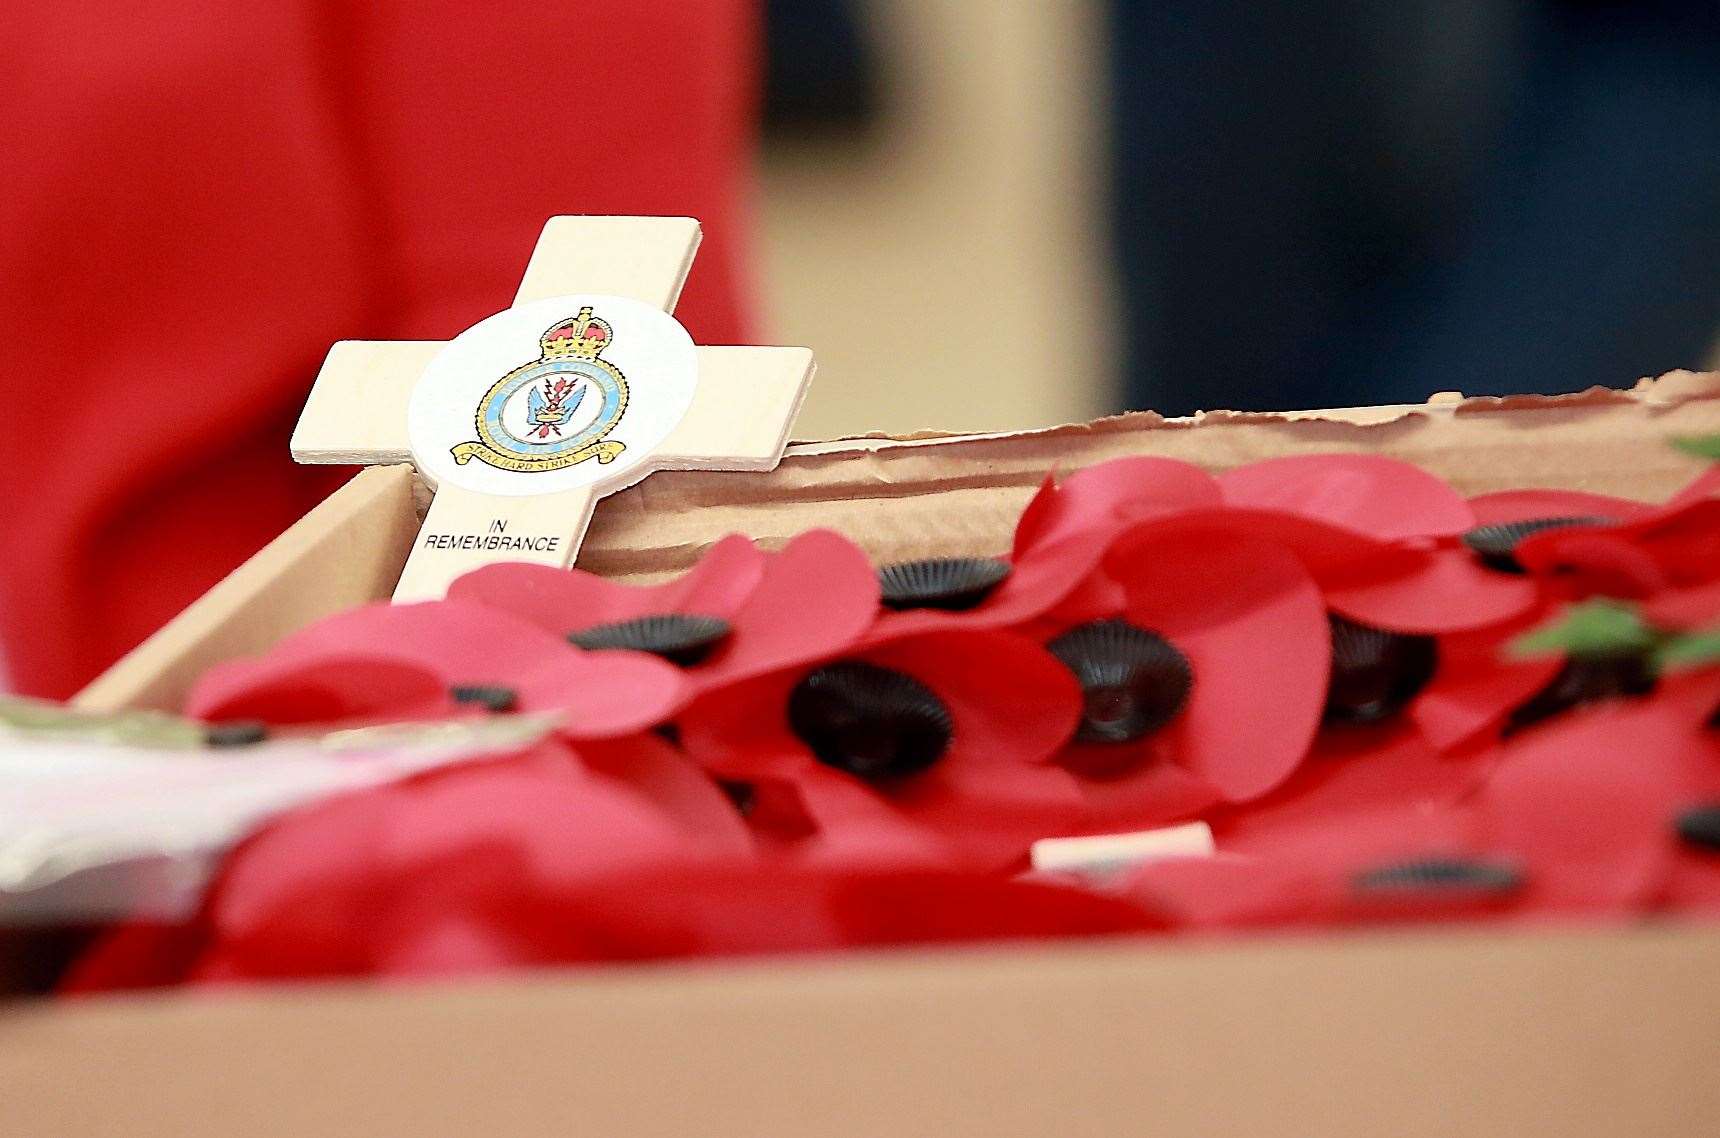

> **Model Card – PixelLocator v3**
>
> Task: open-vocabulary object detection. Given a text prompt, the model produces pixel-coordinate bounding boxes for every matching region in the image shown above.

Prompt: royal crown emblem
[451,306,630,473]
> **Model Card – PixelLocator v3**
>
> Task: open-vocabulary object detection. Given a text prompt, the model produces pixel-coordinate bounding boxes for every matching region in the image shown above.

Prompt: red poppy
[856,459,1223,645]
[994,457,1527,831]
[1481,468,1720,603]
[1227,458,1548,636]
[1467,706,1678,917]
[1615,667,1720,914]
[1036,523,1331,828]
[450,530,880,694]
[1401,485,1702,752]
[1517,499,1720,600]
[678,630,1086,871]
[1465,487,1654,526]
[1011,455,1552,637]
[1129,671,1720,933]
[1124,803,1472,931]
[1009,454,1529,635]
[1468,671,1720,917]
[65,859,1158,991]
[186,598,687,738]
[1140,456,1538,635]
[64,741,744,988]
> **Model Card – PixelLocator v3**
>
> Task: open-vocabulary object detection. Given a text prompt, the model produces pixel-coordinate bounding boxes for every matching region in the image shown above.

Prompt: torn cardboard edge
[74,371,1720,714]
[785,370,1720,454]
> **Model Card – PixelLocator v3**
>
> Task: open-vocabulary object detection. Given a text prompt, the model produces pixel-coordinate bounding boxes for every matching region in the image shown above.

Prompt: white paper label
[1030,821,1216,882]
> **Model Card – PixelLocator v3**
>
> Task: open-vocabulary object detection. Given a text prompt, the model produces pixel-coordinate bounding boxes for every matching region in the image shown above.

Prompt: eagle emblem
[451,307,629,473]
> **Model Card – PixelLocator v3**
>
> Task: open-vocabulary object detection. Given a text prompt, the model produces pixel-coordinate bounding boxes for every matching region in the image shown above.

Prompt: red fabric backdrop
[0,3,759,698]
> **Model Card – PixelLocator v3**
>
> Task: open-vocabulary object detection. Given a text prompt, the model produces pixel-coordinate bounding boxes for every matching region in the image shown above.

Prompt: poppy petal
[871,530,1115,640]
[448,534,766,631]
[187,656,453,725]
[1643,581,1720,631]
[576,733,756,858]
[678,674,817,784]
[1211,725,1489,856]
[201,753,709,978]
[195,600,687,736]
[1411,619,1564,752]
[554,863,1157,960]
[1012,457,1221,557]
[1058,747,1223,833]
[1515,530,1669,598]
[1324,546,1542,634]
[862,630,1085,765]
[1479,705,1681,912]
[782,775,955,870]
[1467,488,1652,526]
[793,760,1083,872]
[1218,454,1475,540]
[1115,527,1331,800]
[1108,508,1407,579]
[1518,500,1720,595]
[686,530,881,690]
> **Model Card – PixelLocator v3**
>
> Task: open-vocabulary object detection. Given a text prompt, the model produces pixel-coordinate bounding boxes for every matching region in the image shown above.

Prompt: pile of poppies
[65,451,1720,991]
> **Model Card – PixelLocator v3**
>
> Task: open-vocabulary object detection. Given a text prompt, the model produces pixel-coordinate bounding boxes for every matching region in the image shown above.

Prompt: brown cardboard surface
[4,926,1716,1137]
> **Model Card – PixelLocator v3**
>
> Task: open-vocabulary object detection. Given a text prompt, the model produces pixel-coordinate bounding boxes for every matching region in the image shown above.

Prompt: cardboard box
[7,372,1720,1135]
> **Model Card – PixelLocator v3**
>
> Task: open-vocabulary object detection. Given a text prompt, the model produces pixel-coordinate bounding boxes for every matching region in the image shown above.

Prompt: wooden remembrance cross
[291,216,815,602]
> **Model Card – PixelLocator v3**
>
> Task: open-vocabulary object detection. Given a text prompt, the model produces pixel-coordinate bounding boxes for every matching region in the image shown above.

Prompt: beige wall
[757,0,1117,440]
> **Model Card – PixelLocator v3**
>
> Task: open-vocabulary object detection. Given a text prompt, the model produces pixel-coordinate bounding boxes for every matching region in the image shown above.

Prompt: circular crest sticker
[407,294,698,496]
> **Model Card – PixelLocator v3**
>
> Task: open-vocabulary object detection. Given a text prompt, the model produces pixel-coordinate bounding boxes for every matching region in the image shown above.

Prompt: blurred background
[769,0,1720,435]
[2,0,1718,695]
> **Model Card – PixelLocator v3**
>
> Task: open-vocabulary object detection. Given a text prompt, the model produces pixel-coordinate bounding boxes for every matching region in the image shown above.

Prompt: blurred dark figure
[1112,1,1720,414]
[763,0,882,138]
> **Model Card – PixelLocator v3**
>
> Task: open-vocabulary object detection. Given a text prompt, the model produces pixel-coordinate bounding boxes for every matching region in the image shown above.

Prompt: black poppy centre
[1046,620,1193,769]
[1351,856,1525,898]
[877,556,1011,611]
[570,613,733,666]
[204,719,269,747]
[1505,651,1656,733]
[788,661,954,781]
[1674,804,1720,853]
[1461,515,1613,574]
[1324,615,1437,725]
[450,684,518,713]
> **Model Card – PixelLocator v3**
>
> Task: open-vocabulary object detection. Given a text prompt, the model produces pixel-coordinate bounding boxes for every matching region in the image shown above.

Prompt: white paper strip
[1029,821,1216,883]
[0,720,550,925]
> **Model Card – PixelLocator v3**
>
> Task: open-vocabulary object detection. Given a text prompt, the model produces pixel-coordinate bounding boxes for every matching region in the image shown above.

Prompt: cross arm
[654,346,816,471]
[513,216,702,311]
[290,340,442,464]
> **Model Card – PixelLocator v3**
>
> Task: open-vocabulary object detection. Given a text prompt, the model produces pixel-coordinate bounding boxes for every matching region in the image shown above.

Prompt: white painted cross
[290,216,814,602]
